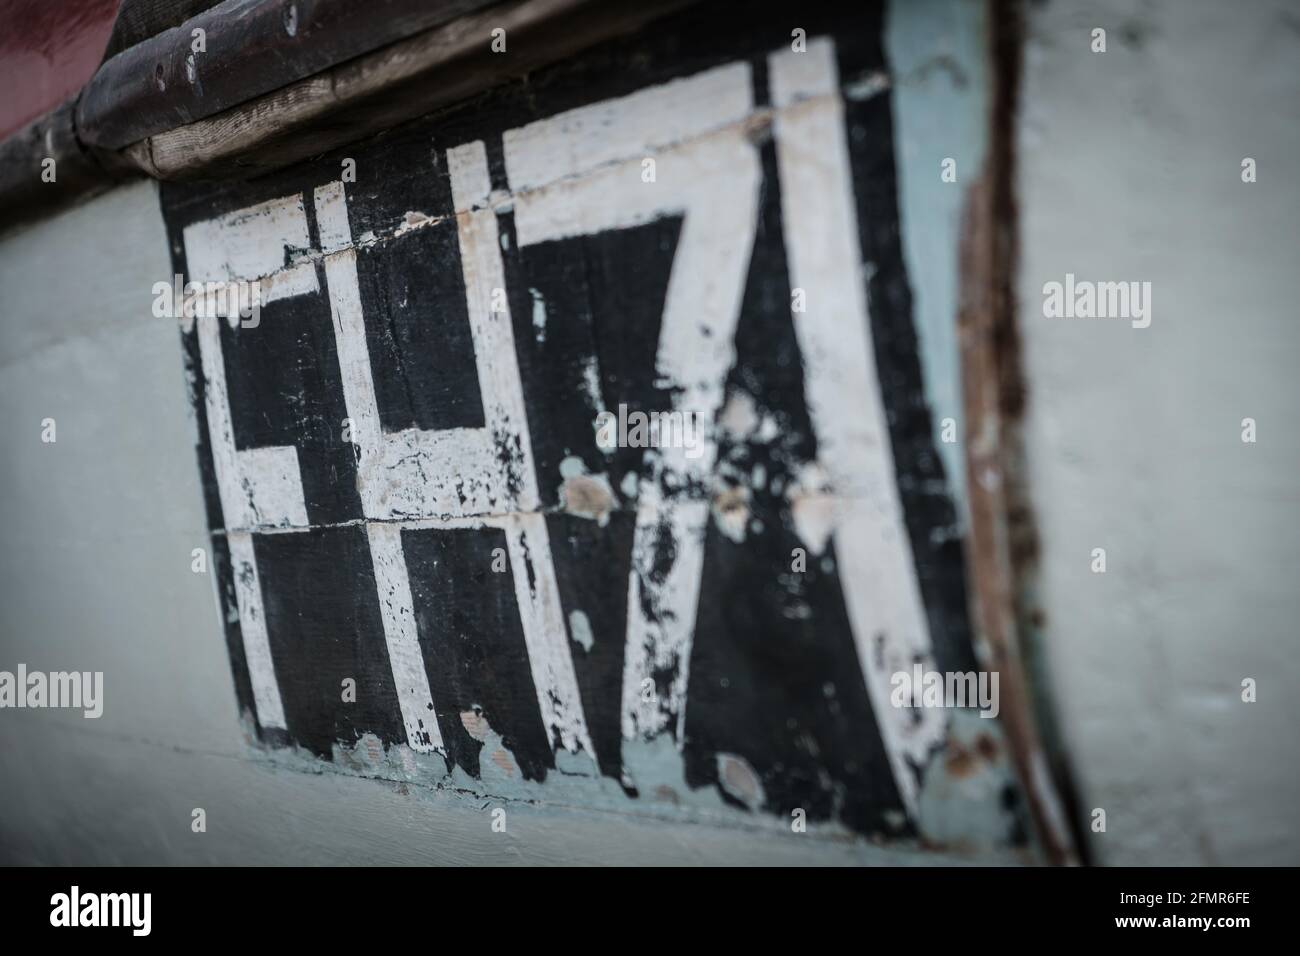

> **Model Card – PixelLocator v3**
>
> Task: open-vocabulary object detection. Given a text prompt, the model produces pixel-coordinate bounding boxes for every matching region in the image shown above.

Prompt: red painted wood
[0,0,119,140]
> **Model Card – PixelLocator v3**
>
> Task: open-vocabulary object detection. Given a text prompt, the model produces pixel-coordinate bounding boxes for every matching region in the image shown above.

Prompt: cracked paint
[161,2,1030,855]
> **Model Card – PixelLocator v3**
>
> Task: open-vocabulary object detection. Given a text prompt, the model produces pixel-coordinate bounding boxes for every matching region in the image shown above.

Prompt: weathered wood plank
[79,0,505,150]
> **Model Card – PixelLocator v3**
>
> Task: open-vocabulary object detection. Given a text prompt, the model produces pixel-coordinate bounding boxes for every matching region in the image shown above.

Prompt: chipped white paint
[506,64,761,744]
[579,355,607,421]
[184,198,316,736]
[317,239,509,520]
[619,471,639,500]
[787,463,836,555]
[529,287,547,343]
[312,158,540,521]
[502,61,754,193]
[569,610,595,654]
[503,513,596,757]
[717,391,760,438]
[178,41,946,816]
[193,311,309,531]
[312,153,593,758]
[770,40,944,814]
[558,456,616,524]
[184,195,318,301]
[183,155,598,758]
[312,181,351,254]
[393,211,436,238]
[227,532,286,730]
[367,522,444,753]
[711,485,750,543]
[446,144,539,517]
[184,199,313,532]
[447,142,494,212]
[715,752,765,810]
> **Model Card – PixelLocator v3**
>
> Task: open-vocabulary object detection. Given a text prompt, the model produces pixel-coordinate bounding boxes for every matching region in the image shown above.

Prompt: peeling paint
[568,609,595,653]
[715,752,765,810]
[393,210,437,238]
[917,711,1023,850]
[460,708,520,782]
[786,462,836,555]
[160,7,1029,855]
[557,461,616,526]
[619,471,639,500]
[529,286,547,343]
[710,483,750,543]
[717,390,760,438]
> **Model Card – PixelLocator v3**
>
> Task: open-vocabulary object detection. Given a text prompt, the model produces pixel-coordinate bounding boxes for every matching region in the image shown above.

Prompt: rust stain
[956,0,1078,865]
[943,733,998,779]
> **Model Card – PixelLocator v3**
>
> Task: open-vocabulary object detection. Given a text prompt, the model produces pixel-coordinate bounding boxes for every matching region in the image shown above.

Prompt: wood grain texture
[130,0,696,180]
[79,0,504,149]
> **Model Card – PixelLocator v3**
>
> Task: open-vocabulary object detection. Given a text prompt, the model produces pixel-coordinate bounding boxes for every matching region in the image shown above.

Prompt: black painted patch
[256,526,405,758]
[546,512,636,780]
[503,214,681,507]
[356,225,486,433]
[403,525,552,781]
